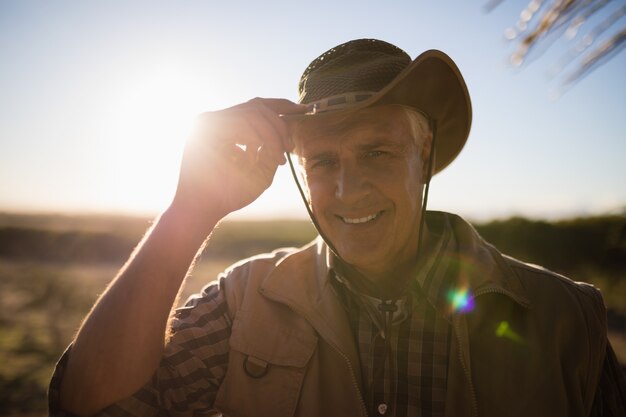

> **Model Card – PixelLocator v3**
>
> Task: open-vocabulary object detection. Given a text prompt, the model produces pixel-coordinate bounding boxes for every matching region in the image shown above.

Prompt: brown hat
[285,39,472,173]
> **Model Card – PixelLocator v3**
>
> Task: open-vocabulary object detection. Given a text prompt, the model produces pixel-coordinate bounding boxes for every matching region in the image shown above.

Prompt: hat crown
[298,39,411,104]
[288,39,472,175]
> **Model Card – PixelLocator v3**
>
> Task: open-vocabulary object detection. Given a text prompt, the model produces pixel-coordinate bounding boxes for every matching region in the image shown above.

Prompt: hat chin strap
[285,120,437,294]
[286,153,343,259]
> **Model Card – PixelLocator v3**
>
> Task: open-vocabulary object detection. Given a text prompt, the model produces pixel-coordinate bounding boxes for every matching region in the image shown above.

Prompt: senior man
[51,39,625,417]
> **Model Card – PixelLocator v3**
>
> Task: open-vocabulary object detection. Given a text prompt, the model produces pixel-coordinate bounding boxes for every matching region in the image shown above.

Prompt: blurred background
[1,1,625,415]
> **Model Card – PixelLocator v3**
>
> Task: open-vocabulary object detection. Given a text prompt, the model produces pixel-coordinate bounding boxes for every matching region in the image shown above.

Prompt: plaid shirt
[330,213,454,417]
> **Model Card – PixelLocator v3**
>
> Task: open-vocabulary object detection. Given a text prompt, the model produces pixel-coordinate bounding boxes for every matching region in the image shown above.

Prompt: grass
[0,257,236,417]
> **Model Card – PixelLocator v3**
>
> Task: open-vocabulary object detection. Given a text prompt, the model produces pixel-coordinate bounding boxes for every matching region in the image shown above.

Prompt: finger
[256,144,282,182]
[234,113,286,170]
[236,126,264,167]
[196,99,302,157]
[258,143,286,166]
[225,98,305,119]
[247,99,299,153]
[221,142,248,165]
[241,112,288,169]
[237,103,289,159]
[204,98,305,121]
[246,98,292,133]
[272,100,307,147]
[257,98,307,115]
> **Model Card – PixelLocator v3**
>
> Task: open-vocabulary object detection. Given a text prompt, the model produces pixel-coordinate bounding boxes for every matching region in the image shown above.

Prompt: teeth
[342,212,380,224]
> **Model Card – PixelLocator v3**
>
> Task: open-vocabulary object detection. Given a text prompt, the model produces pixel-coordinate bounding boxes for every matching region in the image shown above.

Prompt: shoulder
[222,245,303,286]
[491,251,609,357]
[503,254,606,317]
[442,210,605,314]
[219,241,314,295]
[178,240,320,323]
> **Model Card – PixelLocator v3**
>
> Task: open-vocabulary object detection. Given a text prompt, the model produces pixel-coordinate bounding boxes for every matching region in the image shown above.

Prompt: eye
[310,158,336,169]
[366,150,386,158]
[313,159,335,168]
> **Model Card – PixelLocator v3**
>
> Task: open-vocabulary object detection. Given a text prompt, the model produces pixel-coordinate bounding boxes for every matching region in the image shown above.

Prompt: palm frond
[488,0,626,91]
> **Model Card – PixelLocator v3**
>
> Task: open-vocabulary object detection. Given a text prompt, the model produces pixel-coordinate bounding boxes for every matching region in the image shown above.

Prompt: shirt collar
[413,212,457,317]
[329,211,456,326]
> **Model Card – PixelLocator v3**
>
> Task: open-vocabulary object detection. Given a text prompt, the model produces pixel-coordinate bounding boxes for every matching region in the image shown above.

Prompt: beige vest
[213,213,607,417]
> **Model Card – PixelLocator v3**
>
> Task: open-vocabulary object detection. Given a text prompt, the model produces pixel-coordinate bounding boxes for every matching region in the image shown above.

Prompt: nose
[335,161,370,204]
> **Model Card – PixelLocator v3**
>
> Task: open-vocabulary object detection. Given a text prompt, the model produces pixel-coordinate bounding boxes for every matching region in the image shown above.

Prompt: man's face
[294,106,428,277]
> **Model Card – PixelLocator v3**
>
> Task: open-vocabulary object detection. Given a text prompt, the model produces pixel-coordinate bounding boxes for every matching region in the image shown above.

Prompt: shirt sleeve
[48,279,232,417]
[590,341,626,416]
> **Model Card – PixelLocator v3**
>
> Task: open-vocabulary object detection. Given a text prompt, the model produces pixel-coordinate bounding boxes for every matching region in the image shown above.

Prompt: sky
[1,0,625,222]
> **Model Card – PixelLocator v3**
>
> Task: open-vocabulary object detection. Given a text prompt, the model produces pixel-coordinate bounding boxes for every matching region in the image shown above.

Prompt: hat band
[305,91,376,115]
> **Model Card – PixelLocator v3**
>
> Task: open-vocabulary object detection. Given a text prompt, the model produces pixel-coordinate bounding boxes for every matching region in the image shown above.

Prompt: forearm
[58,98,303,416]
[59,206,220,416]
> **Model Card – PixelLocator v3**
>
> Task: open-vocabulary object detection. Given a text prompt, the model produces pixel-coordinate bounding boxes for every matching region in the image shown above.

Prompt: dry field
[0,257,235,416]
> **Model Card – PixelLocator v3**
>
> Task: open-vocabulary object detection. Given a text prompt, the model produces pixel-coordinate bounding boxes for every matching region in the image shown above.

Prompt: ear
[420,131,435,183]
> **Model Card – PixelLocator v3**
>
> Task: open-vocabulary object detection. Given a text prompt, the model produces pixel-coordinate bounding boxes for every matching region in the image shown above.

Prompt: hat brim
[282,50,472,174]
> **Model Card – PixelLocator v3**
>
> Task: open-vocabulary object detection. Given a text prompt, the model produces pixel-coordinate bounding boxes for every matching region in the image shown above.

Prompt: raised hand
[171,98,306,229]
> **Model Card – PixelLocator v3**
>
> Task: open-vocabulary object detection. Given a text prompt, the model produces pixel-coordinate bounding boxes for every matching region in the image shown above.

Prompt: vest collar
[259,238,362,381]
[261,212,531,317]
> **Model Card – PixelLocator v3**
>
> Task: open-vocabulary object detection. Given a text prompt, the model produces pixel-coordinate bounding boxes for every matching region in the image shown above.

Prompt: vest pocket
[214,309,318,417]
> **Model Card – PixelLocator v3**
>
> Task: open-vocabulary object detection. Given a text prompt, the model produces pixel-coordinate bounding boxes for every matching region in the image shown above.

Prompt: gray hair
[397,106,432,152]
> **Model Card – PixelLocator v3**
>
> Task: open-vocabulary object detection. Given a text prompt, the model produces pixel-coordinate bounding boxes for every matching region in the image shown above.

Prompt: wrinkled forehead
[292,105,412,154]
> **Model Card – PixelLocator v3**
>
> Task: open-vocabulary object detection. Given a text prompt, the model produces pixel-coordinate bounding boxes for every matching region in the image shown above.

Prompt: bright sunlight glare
[97,64,202,214]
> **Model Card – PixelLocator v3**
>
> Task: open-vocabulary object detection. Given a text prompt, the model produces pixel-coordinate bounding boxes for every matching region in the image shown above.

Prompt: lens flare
[495,321,523,343]
[447,287,475,314]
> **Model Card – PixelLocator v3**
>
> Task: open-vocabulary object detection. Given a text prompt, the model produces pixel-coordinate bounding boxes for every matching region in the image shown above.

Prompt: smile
[340,211,382,224]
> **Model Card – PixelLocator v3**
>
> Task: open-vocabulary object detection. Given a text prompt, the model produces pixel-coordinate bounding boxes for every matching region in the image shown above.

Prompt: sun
[91,61,303,219]
[98,65,206,215]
